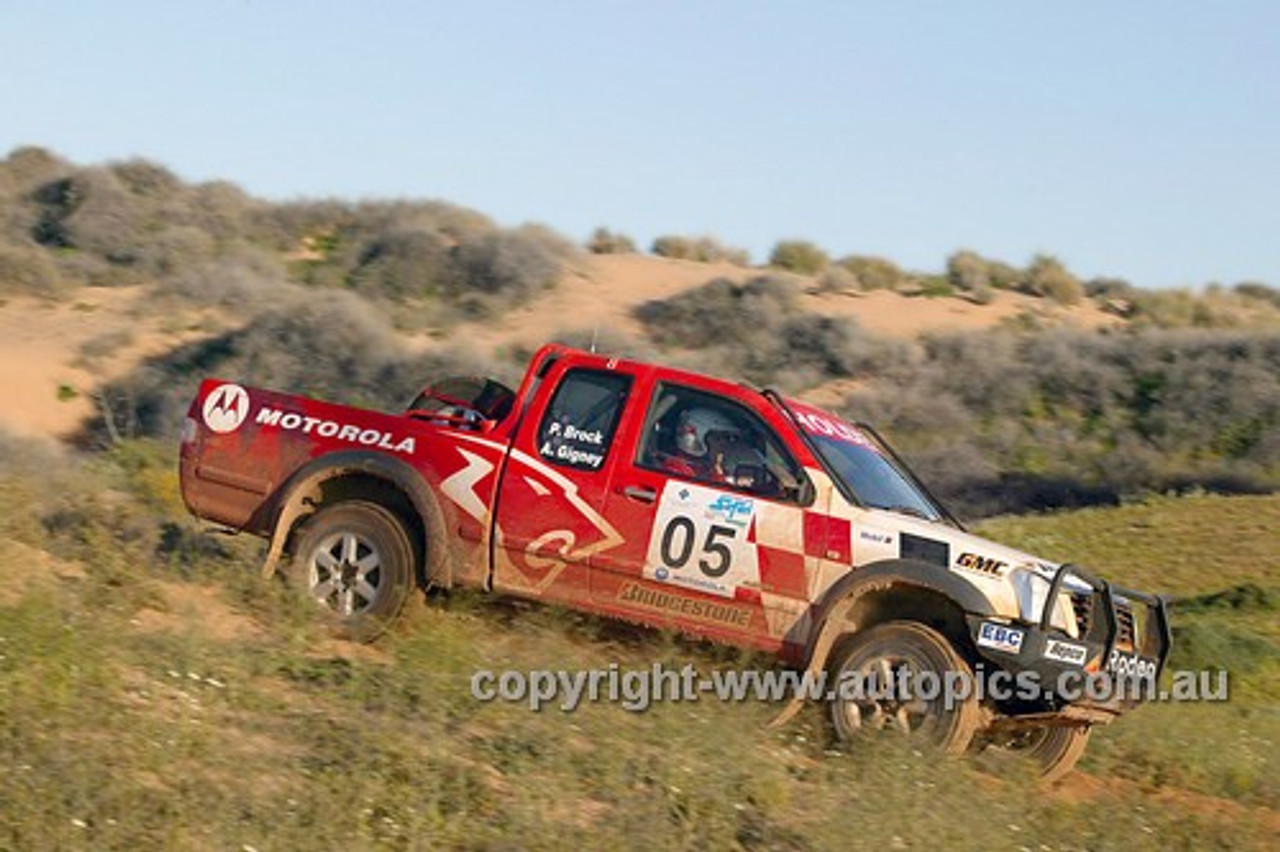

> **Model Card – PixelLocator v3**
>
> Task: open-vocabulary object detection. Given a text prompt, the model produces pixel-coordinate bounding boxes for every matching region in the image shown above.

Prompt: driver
[655,406,765,488]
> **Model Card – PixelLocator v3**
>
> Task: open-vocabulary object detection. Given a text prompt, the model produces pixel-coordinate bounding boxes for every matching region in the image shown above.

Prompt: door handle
[622,485,657,504]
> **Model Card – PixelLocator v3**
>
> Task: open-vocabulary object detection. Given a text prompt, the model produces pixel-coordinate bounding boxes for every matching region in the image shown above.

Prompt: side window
[537,369,632,472]
[637,384,806,502]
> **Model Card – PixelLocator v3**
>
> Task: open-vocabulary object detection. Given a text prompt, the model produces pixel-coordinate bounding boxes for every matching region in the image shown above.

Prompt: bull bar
[1040,563,1173,680]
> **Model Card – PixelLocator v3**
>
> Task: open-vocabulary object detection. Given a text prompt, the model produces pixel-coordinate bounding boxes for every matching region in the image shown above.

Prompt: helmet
[675,407,740,457]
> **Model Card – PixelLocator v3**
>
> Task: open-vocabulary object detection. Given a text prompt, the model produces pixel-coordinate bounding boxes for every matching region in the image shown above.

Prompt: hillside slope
[0,440,1275,849]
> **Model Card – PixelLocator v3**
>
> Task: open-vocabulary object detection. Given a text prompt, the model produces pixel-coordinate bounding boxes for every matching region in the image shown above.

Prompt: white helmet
[675,407,740,457]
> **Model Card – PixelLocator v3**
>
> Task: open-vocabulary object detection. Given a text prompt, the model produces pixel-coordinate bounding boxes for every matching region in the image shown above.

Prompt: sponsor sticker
[254,407,417,454]
[202,383,250,433]
[791,409,878,450]
[1043,638,1088,666]
[1107,649,1157,680]
[955,552,1009,576]
[977,622,1025,654]
[617,581,752,628]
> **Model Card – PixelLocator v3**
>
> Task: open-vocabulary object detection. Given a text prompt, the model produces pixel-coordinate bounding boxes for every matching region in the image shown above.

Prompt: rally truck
[179,343,1170,779]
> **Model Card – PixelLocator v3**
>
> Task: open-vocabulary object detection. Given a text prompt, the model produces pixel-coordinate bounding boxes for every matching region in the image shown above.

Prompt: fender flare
[258,450,453,587]
[770,559,996,729]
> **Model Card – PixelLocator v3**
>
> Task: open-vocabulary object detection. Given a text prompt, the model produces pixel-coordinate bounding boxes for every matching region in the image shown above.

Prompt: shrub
[835,255,904,291]
[350,228,453,300]
[1023,254,1084,305]
[0,243,63,296]
[990,261,1024,290]
[946,250,990,292]
[91,290,501,444]
[586,227,636,254]
[768,240,829,275]
[634,275,903,390]
[839,326,1280,517]
[449,223,573,304]
[1085,276,1136,300]
[157,246,292,309]
[916,276,954,298]
[109,158,183,199]
[651,234,749,265]
[968,284,996,305]
[1234,281,1280,308]
[814,265,861,294]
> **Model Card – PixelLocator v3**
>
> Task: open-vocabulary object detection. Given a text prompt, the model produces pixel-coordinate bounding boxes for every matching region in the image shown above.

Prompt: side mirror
[794,476,816,507]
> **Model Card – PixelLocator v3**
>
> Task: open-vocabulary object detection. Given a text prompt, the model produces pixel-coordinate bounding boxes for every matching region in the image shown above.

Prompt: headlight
[1010,567,1075,635]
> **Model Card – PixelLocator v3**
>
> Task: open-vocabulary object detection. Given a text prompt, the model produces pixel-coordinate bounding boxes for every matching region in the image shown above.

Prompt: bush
[634,275,903,390]
[835,255,904,291]
[157,246,292,309]
[946,250,990,292]
[838,327,1280,518]
[91,290,501,444]
[916,276,954,298]
[1233,281,1280,308]
[1023,254,1084,305]
[768,240,829,275]
[586,227,636,254]
[814,265,861,294]
[0,243,63,296]
[650,234,749,265]
[449,223,574,306]
[1086,276,1136,300]
[350,228,453,300]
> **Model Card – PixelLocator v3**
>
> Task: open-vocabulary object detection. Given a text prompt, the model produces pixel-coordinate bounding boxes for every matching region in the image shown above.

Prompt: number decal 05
[644,481,761,599]
[659,516,738,578]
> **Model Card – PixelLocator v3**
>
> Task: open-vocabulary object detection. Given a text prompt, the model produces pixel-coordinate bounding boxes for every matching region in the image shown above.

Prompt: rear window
[537,369,632,472]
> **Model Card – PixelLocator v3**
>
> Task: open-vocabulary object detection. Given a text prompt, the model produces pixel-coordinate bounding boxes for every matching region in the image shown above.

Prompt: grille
[1116,605,1137,651]
[1069,590,1093,636]
[1068,590,1137,650]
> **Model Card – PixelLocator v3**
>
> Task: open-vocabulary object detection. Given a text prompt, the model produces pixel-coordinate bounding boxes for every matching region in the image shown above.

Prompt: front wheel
[290,501,416,642]
[828,621,981,755]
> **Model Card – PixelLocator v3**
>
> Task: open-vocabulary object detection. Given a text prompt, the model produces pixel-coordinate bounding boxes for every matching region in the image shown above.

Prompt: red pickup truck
[180,343,1169,778]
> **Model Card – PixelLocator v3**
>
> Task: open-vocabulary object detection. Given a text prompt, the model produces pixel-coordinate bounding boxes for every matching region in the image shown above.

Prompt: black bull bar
[1040,563,1173,679]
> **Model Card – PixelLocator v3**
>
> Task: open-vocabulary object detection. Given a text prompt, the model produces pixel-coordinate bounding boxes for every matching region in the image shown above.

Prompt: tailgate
[179,379,424,533]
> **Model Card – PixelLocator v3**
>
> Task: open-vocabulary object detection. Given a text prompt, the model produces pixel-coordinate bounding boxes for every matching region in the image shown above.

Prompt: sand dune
[0,253,1120,441]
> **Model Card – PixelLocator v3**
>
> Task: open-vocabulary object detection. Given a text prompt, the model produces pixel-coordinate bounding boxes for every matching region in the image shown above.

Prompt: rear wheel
[981,725,1091,783]
[290,501,415,642]
[828,621,981,755]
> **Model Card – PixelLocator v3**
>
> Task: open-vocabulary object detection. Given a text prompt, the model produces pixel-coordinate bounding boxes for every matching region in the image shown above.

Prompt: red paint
[180,344,862,660]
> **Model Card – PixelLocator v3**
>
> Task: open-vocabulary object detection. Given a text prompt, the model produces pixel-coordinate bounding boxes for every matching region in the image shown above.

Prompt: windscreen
[789,405,942,521]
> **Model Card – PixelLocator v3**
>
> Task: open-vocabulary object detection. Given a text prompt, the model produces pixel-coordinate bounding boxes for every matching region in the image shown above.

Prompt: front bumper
[967,563,1173,715]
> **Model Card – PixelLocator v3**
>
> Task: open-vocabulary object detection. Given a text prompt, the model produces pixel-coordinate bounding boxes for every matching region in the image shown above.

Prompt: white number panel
[643,481,760,598]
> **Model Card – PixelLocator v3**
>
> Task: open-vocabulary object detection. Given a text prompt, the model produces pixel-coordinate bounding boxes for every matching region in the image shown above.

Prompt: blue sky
[2,1,1276,288]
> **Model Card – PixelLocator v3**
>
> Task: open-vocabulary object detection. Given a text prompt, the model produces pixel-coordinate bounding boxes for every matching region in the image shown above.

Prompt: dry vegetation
[0,147,1277,849]
[0,438,1275,850]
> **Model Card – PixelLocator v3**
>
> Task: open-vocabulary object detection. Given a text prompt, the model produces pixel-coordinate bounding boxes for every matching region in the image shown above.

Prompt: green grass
[0,447,1276,850]
[975,493,1279,599]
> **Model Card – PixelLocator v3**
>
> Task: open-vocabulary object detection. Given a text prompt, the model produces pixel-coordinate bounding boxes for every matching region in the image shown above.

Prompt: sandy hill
[0,252,1121,442]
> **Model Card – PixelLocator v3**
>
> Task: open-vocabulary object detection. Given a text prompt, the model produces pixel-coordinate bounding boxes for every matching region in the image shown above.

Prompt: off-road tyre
[980,725,1092,783]
[290,500,416,642]
[828,621,982,755]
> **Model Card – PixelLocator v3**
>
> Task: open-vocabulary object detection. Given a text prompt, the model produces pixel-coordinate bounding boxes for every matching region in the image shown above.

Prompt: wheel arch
[769,559,997,731]
[258,450,453,588]
[803,559,996,674]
